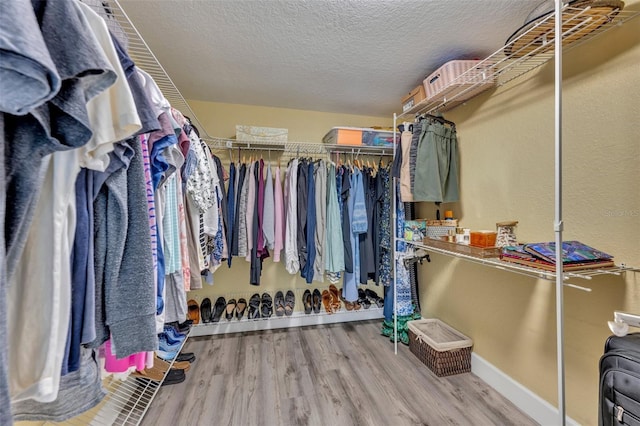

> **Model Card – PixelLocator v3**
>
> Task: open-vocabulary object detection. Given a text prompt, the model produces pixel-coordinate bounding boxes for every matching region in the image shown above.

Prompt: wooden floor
[142,320,537,426]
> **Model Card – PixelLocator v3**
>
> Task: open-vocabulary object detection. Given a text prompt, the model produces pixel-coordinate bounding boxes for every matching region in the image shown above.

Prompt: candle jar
[495,221,518,247]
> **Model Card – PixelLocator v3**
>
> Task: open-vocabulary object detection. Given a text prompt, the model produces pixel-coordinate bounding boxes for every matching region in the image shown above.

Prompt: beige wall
[417,15,639,426]
[183,101,391,315]
[185,16,638,425]
[186,100,392,142]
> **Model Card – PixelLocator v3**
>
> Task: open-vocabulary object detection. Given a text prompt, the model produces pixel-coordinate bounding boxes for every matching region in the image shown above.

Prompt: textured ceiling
[119,0,543,116]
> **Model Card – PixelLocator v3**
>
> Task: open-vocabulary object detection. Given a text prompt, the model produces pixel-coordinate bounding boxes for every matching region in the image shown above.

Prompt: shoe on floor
[284,290,295,316]
[212,296,226,322]
[187,299,200,324]
[274,291,285,317]
[248,293,261,319]
[312,289,322,314]
[303,289,312,314]
[236,298,247,320]
[200,298,212,323]
[261,292,273,318]
[176,352,196,363]
[225,299,237,321]
[161,368,186,386]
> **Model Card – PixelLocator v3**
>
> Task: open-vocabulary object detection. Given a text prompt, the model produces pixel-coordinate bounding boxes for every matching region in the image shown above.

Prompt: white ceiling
[119,0,544,116]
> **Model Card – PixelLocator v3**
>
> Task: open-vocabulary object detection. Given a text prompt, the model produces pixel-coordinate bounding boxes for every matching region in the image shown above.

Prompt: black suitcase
[599,333,640,426]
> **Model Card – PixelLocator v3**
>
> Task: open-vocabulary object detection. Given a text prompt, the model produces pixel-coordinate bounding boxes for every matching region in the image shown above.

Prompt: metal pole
[393,113,398,355]
[554,1,566,424]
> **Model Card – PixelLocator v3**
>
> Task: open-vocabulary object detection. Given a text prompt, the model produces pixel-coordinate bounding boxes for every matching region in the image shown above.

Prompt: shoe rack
[188,286,385,337]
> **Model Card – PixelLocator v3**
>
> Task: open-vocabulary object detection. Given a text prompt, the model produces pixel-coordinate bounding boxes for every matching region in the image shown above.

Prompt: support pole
[554,1,566,424]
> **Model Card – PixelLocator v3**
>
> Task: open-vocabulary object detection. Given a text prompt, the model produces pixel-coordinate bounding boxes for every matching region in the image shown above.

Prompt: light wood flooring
[142,320,537,426]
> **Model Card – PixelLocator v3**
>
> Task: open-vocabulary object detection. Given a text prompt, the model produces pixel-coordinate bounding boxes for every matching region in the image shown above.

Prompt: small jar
[463,228,471,245]
[455,227,465,244]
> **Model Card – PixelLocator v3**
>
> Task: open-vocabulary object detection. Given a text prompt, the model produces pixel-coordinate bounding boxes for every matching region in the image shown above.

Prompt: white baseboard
[189,307,384,336]
[471,353,580,426]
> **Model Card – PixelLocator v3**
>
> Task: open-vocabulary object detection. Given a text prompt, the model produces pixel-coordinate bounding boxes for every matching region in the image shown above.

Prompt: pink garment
[244,162,256,262]
[273,166,284,262]
[103,339,146,373]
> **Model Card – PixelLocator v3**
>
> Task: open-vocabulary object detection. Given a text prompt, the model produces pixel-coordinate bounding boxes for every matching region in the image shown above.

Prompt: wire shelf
[205,136,395,158]
[401,239,638,288]
[398,4,640,119]
[83,0,211,139]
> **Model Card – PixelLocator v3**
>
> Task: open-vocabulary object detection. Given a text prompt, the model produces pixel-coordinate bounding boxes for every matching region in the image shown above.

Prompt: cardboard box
[236,125,288,143]
[401,84,426,113]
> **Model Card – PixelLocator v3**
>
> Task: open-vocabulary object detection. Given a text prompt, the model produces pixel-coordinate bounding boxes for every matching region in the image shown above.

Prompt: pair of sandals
[224,298,248,320]
[340,288,385,311]
[200,297,227,323]
[321,285,342,314]
[274,291,295,317]
[248,293,273,319]
[302,289,322,314]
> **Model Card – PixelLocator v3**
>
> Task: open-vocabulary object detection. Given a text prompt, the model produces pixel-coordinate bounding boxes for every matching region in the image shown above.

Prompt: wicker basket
[408,319,473,377]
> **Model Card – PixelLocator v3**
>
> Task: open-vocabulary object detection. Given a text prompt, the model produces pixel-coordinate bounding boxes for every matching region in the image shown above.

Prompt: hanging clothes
[272,165,284,262]
[324,163,344,275]
[313,161,327,282]
[296,159,309,273]
[284,159,300,273]
[263,163,275,251]
[231,163,246,257]
[226,162,235,266]
[342,168,367,302]
[301,161,317,283]
[413,119,460,202]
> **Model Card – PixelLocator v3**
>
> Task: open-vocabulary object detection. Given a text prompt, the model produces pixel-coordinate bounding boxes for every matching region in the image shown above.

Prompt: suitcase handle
[428,74,440,85]
[609,311,640,337]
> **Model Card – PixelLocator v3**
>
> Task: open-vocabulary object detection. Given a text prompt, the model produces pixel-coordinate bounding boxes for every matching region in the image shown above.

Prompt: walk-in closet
[3,0,639,425]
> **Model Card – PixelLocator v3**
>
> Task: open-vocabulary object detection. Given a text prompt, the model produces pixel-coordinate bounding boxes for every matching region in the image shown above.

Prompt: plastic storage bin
[423,60,496,107]
[322,127,396,148]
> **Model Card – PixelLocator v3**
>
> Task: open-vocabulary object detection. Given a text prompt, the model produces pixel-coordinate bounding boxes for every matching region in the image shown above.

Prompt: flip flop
[200,298,212,323]
[303,289,312,314]
[236,298,247,320]
[284,290,295,316]
[212,297,226,322]
[225,299,237,321]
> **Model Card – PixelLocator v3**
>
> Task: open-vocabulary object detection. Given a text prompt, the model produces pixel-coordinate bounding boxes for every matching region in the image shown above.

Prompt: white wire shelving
[400,238,638,289]
[397,3,640,119]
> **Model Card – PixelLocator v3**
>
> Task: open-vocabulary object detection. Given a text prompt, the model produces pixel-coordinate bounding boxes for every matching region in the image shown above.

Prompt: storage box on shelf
[408,319,473,377]
[423,59,496,109]
[236,125,288,143]
[322,127,396,148]
[401,84,426,113]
